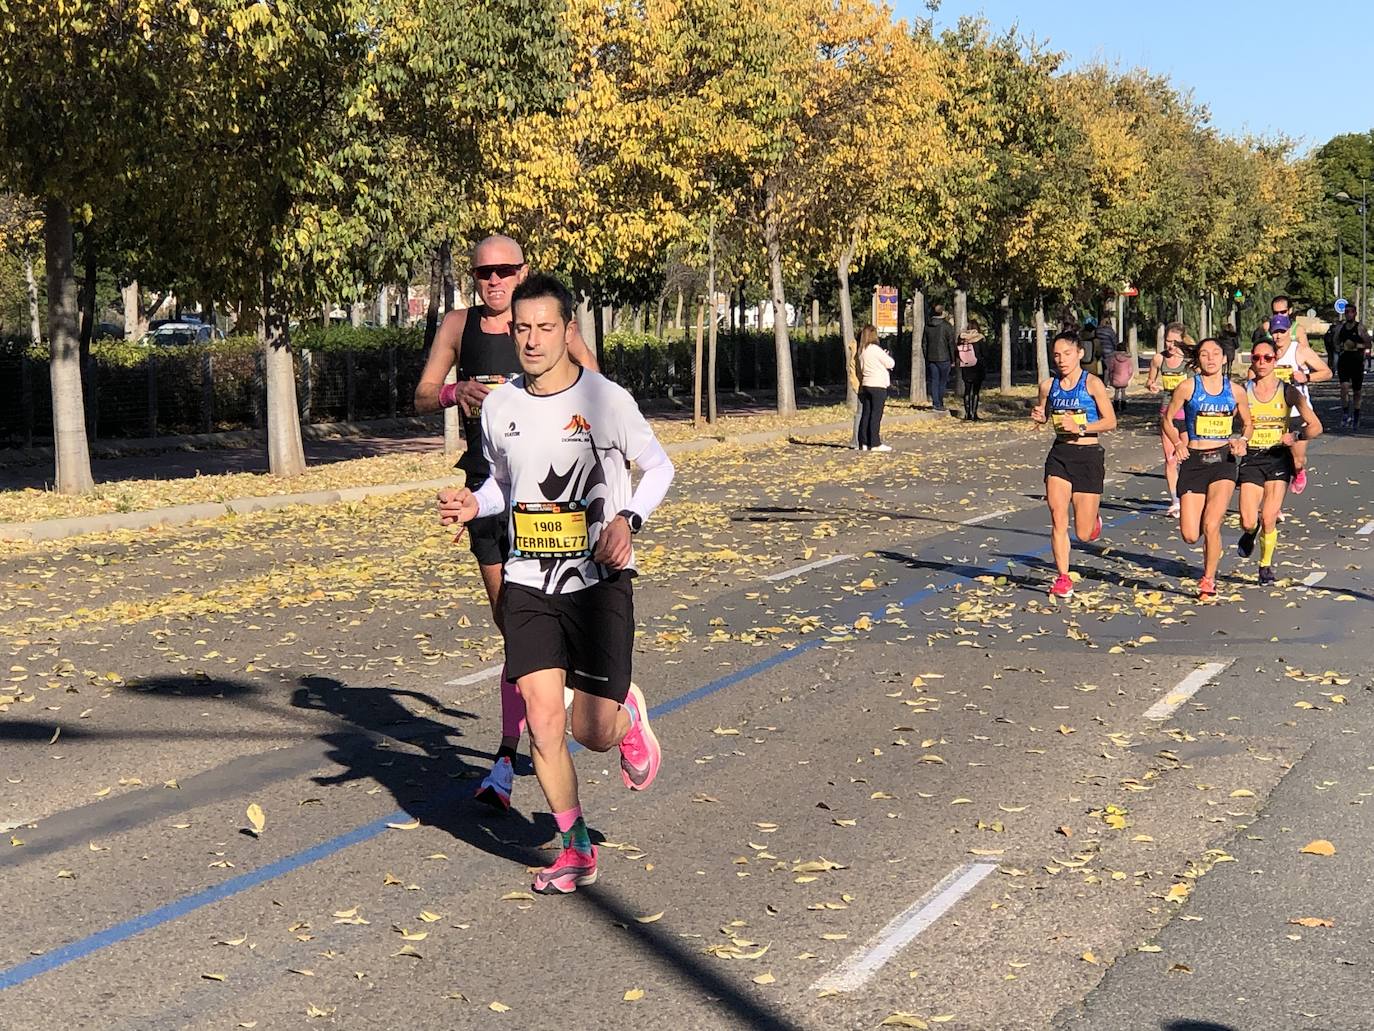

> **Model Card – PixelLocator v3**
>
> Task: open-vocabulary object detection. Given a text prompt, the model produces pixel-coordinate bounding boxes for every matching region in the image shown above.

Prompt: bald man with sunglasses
[416,234,598,811]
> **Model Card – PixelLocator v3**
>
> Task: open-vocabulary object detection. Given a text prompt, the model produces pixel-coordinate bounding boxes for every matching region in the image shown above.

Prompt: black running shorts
[501,575,635,703]
[1043,442,1105,495]
[1337,351,1365,390]
[1178,448,1238,496]
[1238,447,1295,487]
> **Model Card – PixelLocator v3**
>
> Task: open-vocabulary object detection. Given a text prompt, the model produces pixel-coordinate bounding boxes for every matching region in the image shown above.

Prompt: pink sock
[554,806,582,833]
[500,668,527,740]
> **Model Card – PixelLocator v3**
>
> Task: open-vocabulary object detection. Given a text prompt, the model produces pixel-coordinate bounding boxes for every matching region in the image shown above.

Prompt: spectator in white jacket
[856,323,895,452]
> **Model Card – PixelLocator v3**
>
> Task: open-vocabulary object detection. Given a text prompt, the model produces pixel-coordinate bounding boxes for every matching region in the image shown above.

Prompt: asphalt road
[1,392,1370,1031]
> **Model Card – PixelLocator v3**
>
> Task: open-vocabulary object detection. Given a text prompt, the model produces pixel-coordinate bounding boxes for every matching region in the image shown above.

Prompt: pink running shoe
[1198,576,1217,599]
[619,682,661,791]
[532,844,597,895]
[1291,468,1308,495]
[1085,515,1103,542]
[1049,574,1074,599]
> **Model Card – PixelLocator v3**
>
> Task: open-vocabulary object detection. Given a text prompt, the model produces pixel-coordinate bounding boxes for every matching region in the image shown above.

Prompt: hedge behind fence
[0,327,862,446]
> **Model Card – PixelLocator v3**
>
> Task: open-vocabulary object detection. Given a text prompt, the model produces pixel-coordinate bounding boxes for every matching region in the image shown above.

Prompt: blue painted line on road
[0,492,1160,992]
[0,815,394,991]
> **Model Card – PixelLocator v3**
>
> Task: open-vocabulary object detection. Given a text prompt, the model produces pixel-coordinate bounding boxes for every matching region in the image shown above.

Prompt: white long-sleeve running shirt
[472,368,675,595]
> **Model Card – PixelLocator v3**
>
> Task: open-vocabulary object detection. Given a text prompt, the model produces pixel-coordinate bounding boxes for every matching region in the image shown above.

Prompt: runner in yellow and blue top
[1030,330,1117,599]
[1163,338,1253,599]
[1237,338,1323,584]
[1264,312,1330,494]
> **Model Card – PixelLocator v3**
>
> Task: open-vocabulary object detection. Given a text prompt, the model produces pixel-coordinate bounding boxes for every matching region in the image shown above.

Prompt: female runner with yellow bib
[1147,322,1191,517]
[1163,338,1253,599]
[1236,338,1322,584]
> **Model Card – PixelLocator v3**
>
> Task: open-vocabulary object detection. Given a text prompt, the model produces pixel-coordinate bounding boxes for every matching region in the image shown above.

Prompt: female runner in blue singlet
[1162,338,1253,599]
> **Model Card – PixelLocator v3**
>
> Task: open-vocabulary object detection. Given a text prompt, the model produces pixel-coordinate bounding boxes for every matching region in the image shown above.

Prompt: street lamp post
[1335,182,1369,322]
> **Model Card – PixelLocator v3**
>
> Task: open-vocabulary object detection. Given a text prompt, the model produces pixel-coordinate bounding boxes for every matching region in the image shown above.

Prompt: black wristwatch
[618,510,643,534]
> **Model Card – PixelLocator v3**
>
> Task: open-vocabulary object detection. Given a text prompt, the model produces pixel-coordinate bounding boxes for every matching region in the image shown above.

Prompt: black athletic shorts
[1178,448,1238,496]
[1238,447,1295,487]
[463,475,510,567]
[1337,351,1365,389]
[1044,442,1105,495]
[501,574,635,703]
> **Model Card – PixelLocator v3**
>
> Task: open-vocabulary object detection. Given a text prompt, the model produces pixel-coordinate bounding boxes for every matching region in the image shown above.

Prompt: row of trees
[0,0,1328,494]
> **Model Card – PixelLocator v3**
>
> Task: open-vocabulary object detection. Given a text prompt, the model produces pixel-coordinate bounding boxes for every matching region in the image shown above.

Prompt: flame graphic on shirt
[563,414,592,435]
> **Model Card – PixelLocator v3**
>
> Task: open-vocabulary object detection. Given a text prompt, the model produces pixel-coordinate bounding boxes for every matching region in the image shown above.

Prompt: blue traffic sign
[1335,298,1349,314]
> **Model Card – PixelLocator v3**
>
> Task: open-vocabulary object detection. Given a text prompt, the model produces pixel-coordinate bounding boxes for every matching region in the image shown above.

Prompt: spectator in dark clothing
[1218,323,1239,375]
[924,303,955,412]
[956,318,989,421]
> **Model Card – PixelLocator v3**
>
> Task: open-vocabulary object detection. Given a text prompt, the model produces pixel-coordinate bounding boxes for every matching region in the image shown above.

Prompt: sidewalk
[0,401,940,544]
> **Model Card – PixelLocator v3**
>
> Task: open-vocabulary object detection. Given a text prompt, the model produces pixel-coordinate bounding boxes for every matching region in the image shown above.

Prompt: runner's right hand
[455,379,491,415]
[1174,440,1190,462]
[1030,404,1047,424]
[437,488,479,539]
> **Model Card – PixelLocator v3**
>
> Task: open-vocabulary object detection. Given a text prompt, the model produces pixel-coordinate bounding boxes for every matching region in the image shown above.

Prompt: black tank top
[456,308,521,481]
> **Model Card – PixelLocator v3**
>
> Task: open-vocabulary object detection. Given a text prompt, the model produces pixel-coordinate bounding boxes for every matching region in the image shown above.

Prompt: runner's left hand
[594,516,634,569]
[1230,437,1248,458]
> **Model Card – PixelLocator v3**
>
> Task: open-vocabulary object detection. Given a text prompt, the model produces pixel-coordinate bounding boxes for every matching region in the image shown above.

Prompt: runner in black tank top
[415,234,600,812]
[455,311,521,484]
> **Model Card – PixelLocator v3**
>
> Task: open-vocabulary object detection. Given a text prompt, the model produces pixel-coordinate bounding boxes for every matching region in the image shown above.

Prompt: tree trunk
[25,254,42,345]
[1034,299,1049,382]
[121,281,139,339]
[999,293,1012,391]
[440,240,455,312]
[952,283,968,396]
[706,214,719,423]
[44,199,94,493]
[674,289,684,333]
[764,184,796,414]
[573,275,597,359]
[837,227,859,410]
[909,287,926,404]
[78,229,97,437]
[262,268,307,478]
[443,365,461,454]
[423,249,442,351]
[692,299,705,427]
[654,293,666,339]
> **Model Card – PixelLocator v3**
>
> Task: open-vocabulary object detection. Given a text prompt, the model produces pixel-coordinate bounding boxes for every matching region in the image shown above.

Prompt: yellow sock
[1259,529,1277,566]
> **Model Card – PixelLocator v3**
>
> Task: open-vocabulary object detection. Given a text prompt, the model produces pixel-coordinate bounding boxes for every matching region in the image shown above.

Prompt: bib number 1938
[512,500,591,559]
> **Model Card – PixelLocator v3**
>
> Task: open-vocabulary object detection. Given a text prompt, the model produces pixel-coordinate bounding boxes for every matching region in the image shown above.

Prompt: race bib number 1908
[512,501,591,559]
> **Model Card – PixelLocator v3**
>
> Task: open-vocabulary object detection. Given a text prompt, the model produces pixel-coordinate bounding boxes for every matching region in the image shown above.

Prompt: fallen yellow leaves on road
[1300,839,1336,856]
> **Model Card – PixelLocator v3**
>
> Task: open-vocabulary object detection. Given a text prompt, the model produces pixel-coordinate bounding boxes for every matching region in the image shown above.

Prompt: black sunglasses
[473,263,524,281]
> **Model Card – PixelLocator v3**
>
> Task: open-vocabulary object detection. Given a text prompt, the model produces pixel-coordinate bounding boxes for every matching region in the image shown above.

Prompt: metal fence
[0,327,1032,448]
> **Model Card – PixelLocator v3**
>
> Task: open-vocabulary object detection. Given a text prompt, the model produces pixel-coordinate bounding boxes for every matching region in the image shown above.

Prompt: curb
[0,409,939,545]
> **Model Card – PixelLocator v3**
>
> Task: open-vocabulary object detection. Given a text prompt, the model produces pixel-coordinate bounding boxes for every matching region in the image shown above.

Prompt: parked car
[144,320,222,346]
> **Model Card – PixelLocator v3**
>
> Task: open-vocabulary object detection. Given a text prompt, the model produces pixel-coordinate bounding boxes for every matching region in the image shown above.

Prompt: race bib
[1056,411,1088,433]
[1194,413,1233,438]
[511,501,590,559]
[1274,366,1294,383]
[1161,373,1185,392]
[1250,426,1283,449]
